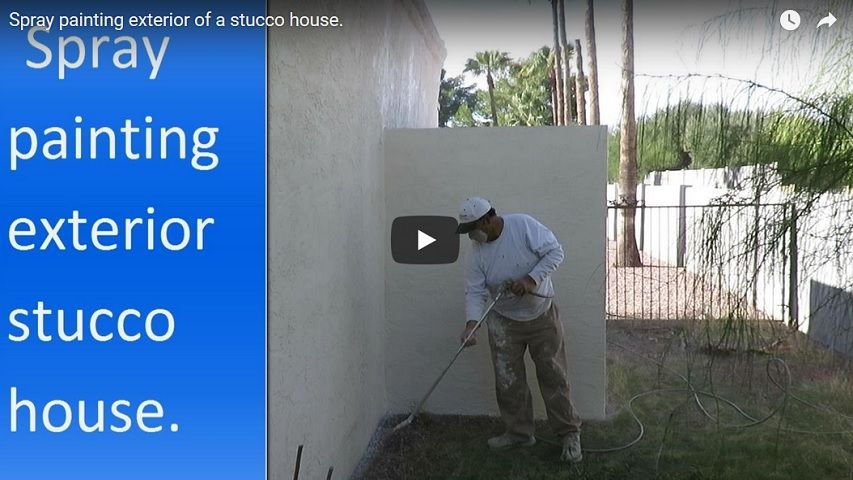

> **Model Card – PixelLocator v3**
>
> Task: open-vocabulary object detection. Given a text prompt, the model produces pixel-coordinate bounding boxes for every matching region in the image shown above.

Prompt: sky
[424,0,849,126]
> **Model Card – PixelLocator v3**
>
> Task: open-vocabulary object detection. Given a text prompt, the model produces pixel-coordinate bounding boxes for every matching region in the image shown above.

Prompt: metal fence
[606,202,798,324]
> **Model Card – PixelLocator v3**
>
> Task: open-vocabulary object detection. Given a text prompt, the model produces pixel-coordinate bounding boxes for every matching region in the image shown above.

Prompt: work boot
[487,433,536,450]
[561,432,582,463]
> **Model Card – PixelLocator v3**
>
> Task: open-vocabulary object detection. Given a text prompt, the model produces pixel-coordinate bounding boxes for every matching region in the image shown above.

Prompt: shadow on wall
[808,280,853,356]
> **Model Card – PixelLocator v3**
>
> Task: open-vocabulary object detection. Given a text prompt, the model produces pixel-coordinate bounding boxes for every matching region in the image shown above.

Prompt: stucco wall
[268,1,444,478]
[384,127,608,421]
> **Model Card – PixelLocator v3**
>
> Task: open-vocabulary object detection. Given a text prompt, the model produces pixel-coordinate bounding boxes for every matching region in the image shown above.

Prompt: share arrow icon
[817,12,836,29]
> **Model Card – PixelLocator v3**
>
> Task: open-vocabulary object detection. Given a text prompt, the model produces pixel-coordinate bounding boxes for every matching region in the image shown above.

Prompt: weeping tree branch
[636,72,853,139]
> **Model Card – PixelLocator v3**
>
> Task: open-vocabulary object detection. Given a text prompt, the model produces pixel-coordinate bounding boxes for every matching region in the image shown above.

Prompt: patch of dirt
[606,241,770,320]
[359,415,504,480]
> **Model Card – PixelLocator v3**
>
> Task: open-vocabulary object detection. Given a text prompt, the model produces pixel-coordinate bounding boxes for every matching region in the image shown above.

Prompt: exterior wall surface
[385,127,608,421]
[268,1,444,478]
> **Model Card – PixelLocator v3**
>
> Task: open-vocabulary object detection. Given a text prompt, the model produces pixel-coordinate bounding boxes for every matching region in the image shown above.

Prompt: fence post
[676,186,687,267]
[611,184,619,241]
[789,203,799,329]
[752,203,760,311]
[638,183,645,251]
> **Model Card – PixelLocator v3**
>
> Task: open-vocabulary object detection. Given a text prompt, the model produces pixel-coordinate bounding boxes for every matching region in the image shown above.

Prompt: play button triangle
[417,230,436,251]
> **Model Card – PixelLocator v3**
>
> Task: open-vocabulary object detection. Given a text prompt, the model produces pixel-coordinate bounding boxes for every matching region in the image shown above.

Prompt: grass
[361,322,853,479]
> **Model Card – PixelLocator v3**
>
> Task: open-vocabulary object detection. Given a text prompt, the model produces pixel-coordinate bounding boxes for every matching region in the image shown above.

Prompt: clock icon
[780,9,801,31]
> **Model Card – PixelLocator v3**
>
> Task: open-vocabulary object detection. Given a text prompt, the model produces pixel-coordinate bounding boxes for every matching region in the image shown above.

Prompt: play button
[392,216,459,264]
[417,230,436,250]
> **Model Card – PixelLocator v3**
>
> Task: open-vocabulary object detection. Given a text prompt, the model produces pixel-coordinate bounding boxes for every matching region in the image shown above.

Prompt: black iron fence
[606,202,798,324]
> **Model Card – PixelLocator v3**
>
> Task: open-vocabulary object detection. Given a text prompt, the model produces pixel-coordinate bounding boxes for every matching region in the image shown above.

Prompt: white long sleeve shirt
[464,213,564,322]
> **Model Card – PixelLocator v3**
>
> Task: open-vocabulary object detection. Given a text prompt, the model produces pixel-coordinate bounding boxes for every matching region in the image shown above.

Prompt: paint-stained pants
[486,301,582,438]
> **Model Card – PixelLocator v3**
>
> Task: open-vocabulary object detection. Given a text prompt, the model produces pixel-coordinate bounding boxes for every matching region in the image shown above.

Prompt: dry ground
[606,241,771,321]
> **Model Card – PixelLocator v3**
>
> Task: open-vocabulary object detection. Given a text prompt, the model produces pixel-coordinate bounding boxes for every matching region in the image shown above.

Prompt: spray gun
[392,290,505,432]
[391,282,554,432]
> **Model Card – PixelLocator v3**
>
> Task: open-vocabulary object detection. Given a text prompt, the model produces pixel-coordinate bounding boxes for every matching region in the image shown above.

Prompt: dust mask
[468,229,488,243]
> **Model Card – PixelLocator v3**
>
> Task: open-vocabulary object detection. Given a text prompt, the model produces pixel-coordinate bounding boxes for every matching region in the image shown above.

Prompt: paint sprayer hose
[536,340,853,453]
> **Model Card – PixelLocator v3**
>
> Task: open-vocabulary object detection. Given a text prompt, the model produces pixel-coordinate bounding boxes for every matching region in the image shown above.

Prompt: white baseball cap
[455,197,492,234]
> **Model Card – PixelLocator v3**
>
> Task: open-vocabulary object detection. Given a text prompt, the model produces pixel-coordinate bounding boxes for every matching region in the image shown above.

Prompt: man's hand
[508,275,537,296]
[459,321,479,347]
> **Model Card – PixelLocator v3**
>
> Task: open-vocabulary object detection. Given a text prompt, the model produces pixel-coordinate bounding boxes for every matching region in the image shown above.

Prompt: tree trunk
[568,74,578,123]
[549,70,558,125]
[574,39,587,125]
[585,0,601,125]
[550,0,564,125]
[486,70,499,127]
[616,0,642,267]
[558,0,573,124]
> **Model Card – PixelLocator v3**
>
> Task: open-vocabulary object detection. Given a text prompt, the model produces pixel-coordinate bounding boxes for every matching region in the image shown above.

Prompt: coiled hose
[537,339,853,453]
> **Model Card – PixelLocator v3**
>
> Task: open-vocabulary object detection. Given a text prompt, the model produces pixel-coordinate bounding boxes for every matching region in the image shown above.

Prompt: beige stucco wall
[268,1,444,478]
[384,127,607,421]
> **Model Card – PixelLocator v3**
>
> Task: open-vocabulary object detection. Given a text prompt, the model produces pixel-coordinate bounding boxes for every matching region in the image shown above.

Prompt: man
[455,196,582,463]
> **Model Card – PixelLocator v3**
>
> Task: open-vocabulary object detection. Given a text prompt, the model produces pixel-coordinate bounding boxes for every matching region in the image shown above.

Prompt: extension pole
[392,291,505,432]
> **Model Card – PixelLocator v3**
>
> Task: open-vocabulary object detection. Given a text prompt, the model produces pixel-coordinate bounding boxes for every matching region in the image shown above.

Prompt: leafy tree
[498,47,555,126]
[450,102,480,127]
[438,69,477,128]
[767,94,853,191]
[605,96,853,190]
[449,48,555,128]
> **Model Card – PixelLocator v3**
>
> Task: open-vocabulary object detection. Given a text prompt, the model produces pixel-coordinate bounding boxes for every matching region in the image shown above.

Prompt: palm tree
[616,0,642,267]
[465,51,511,126]
[557,0,573,124]
[585,0,601,125]
[549,0,564,125]
[574,39,587,125]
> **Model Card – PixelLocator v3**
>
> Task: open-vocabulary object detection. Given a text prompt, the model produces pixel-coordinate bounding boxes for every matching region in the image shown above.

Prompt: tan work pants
[486,301,582,438]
